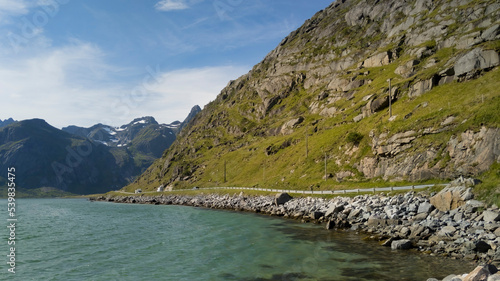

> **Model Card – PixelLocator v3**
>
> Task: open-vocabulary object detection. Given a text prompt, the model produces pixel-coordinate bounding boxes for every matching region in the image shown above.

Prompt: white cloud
[0,0,62,25]
[155,0,189,11]
[0,41,129,128]
[0,39,249,128]
[0,0,29,15]
[137,65,249,123]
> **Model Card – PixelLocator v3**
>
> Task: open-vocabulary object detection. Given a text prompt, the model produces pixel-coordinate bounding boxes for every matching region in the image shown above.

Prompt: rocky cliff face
[127,0,499,191]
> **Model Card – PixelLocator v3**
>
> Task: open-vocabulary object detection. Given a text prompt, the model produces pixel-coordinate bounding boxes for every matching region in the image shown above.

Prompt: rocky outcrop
[363,52,392,68]
[280,117,304,135]
[454,48,500,78]
[446,127,500,176]
[356,127,500,181]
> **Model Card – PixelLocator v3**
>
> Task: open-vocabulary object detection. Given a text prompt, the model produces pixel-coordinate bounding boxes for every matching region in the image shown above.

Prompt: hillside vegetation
[125,0,500,201]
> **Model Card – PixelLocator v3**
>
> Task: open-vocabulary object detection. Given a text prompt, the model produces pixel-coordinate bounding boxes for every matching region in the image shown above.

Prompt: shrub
[346,132,363,145]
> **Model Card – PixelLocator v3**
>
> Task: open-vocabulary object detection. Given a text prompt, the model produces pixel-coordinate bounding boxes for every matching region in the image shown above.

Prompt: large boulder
[463,265,491,281]
[430,185,470,211]
[417,202,435,214]
[454,48,500,77]
[363,51,392,68]
[438,225,457,237]
[275,193,293,206]
[483,211,500,223]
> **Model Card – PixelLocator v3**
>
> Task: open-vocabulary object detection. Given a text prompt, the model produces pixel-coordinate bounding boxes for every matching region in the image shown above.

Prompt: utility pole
[387,78,392,117]
[306,133,309,158]
[224,160,227,183]
[324,153,327,181]
[262,161,265,183]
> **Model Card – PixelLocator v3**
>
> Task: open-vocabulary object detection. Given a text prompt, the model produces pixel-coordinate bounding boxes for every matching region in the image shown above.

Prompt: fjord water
[2,199,473,281]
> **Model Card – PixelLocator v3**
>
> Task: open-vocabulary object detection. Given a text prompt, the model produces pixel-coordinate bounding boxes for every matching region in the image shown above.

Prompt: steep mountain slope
[126,0,500,193]
[178,105,202,133]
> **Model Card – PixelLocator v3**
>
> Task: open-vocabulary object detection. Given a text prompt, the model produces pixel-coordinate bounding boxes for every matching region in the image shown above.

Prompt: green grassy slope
[123,0,500,199]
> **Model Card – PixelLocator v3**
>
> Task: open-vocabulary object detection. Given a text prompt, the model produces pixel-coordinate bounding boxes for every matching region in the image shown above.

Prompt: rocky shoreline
[92,184,500,280]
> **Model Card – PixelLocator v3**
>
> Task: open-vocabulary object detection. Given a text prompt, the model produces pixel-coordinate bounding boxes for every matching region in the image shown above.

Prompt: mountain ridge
[0,106,201,195]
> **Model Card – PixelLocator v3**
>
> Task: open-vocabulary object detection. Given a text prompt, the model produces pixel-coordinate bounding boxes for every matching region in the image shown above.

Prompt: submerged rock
[391,239,413,250]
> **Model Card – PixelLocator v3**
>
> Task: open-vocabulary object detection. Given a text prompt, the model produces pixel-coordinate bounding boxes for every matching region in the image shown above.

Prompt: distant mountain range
[0,118,15,128]
[0,105,201,196]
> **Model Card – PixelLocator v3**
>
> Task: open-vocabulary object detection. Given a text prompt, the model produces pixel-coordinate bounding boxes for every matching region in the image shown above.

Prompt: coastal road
[118,184,448,195]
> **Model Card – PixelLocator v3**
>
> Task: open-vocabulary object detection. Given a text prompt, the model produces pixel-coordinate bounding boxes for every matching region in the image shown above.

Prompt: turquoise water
[0,199,473,280]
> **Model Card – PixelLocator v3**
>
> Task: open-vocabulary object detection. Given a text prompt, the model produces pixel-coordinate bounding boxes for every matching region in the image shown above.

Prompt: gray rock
[475,241,492,253]
[275,193,292,206]
[363,52,392,68]
[413,212,429,221]
[325,203,344,217]
[467,200,486,209]
[443,274,459,281]
[485,264,498,275]
[348,208,362,219]
[326,220,335,230]
[483,211,500,223]
[418,202,435,214]
[454,48,500,77]
[391,239,412,250]
[311,211,324,220]
[463,265,490,281]
[481,24,499,41]
[488,274,500,281]
[439,225,457,237]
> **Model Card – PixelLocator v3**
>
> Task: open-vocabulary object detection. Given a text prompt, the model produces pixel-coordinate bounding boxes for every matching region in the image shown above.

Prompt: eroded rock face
[364,52,392,68]
[356,127,500,182]
[454,48,500,77]
[446,127,500,176]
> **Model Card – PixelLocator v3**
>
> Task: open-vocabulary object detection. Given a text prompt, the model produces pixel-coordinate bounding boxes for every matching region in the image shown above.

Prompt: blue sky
[0,0,333,128]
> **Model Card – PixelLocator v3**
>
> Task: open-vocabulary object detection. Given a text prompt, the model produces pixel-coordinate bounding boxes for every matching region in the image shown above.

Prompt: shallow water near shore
[1,198,474,280]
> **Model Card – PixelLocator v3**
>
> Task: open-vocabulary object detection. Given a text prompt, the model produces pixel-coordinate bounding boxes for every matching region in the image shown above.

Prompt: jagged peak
[129,116,158,126]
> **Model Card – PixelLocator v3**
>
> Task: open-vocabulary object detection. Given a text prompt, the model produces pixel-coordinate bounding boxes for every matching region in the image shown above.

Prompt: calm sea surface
[0,198,474,281]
